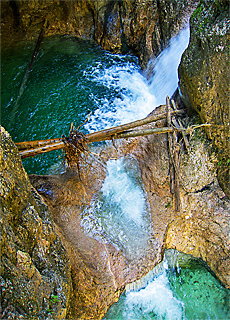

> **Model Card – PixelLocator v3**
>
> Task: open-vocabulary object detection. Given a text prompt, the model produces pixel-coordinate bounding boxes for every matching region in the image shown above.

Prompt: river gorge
[1,1,229,319]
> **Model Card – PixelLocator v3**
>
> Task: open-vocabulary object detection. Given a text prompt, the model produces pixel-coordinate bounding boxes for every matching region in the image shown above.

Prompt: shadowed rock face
[178,0,230,197]
[129,105,230,289]
[1,0,198,68]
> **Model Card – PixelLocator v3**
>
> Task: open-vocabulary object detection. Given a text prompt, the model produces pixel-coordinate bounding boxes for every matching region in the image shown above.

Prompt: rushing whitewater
[84,27,190,132]
[81,157,154,260]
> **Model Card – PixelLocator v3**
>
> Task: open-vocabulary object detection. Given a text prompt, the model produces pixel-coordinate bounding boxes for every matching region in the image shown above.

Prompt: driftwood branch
[166,96,181,212]
[9,19,48,130]
[86,109,184,143]
[171,99,190,151]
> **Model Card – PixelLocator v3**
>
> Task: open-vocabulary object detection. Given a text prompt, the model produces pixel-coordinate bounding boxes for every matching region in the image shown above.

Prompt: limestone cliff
[1,0,198,68]
[0,127,72,319]
[178,0,230,197]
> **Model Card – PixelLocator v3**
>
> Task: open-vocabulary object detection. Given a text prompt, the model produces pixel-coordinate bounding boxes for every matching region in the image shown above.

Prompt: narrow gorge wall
[1,0,198,68]
[178,0,230,197]
[0,127,72,319]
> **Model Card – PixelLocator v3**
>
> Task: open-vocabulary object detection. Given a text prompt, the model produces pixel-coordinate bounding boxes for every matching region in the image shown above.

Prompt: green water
[104,255,230,320]
[1,36,138,174]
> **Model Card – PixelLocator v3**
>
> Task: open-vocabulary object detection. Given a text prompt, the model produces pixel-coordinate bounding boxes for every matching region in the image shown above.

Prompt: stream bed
[1,29,229,319]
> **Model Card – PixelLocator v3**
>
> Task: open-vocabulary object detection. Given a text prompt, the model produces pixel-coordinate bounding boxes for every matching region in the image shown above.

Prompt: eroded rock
[29,144,162,319]
[178,0,230,197]
[128,105,230,289]
[0,127,72,319]
[1,0,198,68]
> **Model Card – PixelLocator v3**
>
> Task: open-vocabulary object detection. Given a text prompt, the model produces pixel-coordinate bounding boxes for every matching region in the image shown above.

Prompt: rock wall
[129,105,230,289]
[178,0,230,197]
[0,127,72,319]
[1,0,198,68]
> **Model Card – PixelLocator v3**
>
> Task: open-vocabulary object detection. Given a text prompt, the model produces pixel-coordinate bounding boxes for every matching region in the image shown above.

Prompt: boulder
[178,0,230,197]
[126,104,230,289]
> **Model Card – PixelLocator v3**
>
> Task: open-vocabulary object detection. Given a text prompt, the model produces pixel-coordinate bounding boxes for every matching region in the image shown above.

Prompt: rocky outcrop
[129,104,230,289]
[29,104,230,293]
[29,144,163,319]
[0,127,72,319]
[178,0,230,197]
[1,0,198,68]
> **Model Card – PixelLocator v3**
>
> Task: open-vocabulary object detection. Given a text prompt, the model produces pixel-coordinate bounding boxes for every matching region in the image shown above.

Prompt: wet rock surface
[1,0,198,68]
[0,127,72,319]
[178,0,230,197]
[125,105,230,289]
[29,145,162,319]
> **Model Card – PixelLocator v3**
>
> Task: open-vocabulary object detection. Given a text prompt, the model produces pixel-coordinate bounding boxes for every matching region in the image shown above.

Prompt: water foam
[105,259,185,320]
[81,158,154,259]
[84,27,190,133]
[124,272,185,320]
[101,159,145,226]
[147,27,190,106]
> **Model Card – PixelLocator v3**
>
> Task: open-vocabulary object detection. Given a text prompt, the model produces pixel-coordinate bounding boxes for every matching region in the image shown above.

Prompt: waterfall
[2,25,229,319]
[84,26,190,133]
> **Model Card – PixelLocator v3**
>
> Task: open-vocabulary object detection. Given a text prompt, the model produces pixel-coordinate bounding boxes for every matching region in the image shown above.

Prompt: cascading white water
[82,26,190,265]
[104,250,230,320]
[81,157,154,260]
[146,27,190,106]
[84,26,189,132]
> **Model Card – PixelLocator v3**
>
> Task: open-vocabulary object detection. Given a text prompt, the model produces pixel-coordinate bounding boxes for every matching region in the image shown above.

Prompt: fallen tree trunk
[86,109,184,142]
[16,109,184,158]
[17,126,185,159]
[9,19,48,129]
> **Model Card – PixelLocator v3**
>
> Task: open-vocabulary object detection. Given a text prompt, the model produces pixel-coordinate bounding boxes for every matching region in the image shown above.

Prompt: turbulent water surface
[1,28,229,319]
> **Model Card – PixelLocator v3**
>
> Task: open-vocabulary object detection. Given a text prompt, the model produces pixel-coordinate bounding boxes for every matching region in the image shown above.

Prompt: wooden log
[166,96,175,195]
[86,110,184,143]
[107,127,176,140]
[16,108,185,158]
[9,19,48,130]
[166,96,181,212]
[171,99,190,151]
[19,141,64,158]
[18,126,186,158]
[16,138,62,150]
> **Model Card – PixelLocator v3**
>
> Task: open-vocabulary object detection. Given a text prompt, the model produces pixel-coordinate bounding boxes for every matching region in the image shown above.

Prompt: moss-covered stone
[178,0,230,197]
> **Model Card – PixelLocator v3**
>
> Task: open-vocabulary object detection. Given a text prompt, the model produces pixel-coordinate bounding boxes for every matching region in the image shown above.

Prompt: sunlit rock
[0,126,71,319]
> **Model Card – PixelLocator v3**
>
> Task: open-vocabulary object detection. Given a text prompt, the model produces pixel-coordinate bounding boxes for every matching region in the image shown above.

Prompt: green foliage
[165,202,171,208]
[50,294,60,304]
[46,294,60,314]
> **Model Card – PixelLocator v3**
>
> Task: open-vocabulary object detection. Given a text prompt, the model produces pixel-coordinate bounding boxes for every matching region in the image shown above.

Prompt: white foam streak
[84,27,189,133]
[125,271,185,320]
[147,27,190,106]
[101,159,145,226]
